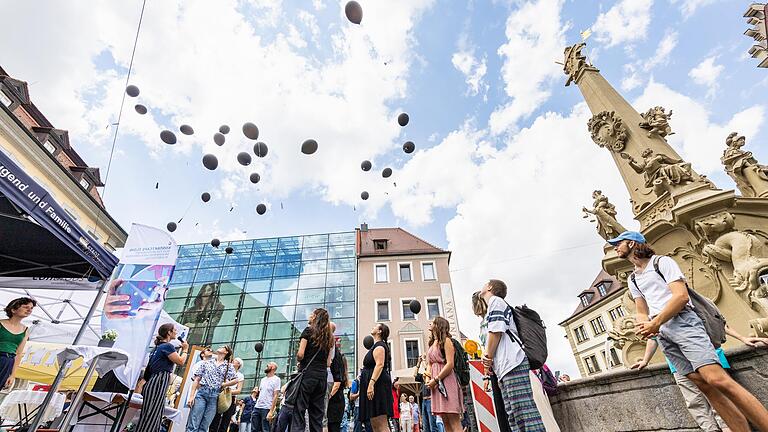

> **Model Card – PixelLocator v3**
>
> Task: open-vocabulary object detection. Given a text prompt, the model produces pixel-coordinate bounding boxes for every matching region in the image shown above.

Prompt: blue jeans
[187,386,220,432]
[252,408,270,432]
[421,400,437,432]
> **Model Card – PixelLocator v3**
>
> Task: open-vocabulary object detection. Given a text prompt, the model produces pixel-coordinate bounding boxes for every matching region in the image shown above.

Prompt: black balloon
[237,152,252,166]
[361,160,372,171]
[225,246,234,254]
[382,168,392,178]
[180,125,194,135]
[345,1,363,25]
[361,191,369,200]
[250,173,261,184]
[126,85,140,97]
[160,130,177,145]
[166,222,177,232]
[202,154,219,170]
[201,192,211,202]
[134,104,147,115]
[363,335,374,350]
[254,142,268,158]
[211,238,220,248]
[214,133,225,146]
[256,203,267,215]
[397,113,410,127]
[409,299,422,314]
[403,141,415,154]
[301,139,318,154]
[219,125,230,134]
[243,122,259,140]
[254,342,264,353]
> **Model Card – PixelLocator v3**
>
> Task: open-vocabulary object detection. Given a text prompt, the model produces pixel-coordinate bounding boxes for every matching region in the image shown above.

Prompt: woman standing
[291,308,334,432]
[327,342,348,432]
[187,346,238,432]
[211,358,245,432]
[359,323,393,432]
[136,323,189,432]
[426,317,462,432]
[399,394,412,432]
[0,298,35,389]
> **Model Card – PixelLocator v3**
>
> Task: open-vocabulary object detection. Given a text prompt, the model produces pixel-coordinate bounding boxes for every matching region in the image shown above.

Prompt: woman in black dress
[359,323,393,432]
[291,308,334,432]
[326,341,348,432]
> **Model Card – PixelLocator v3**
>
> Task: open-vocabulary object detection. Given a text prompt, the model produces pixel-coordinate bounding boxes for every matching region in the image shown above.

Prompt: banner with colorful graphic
[101,224,177,389]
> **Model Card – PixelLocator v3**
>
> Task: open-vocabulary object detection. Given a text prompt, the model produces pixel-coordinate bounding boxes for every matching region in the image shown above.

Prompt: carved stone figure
[582,190,627,241]
[751,317,768,337]
[587,111,628,152]
[722,132,768,198]
[639,106,674,139]
[620,148,695,196]
[563,42,590,87]
[608,315,642,348]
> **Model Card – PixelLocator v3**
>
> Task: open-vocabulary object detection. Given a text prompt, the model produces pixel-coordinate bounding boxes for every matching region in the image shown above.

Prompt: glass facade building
[163,231,357,388]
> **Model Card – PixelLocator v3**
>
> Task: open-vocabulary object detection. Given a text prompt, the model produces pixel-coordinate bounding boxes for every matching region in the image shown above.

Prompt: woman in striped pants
[135,324,189,432]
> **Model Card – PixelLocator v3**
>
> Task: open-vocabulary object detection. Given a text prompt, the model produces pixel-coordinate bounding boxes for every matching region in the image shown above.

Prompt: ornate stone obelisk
[564,42,768,363]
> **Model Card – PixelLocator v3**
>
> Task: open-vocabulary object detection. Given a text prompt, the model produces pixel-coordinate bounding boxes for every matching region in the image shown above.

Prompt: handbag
[283,350,320,408]
[217,361,234,414]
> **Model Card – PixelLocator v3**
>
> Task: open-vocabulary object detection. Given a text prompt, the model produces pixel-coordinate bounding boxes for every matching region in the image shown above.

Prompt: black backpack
[630,256,727,348]
[440,337,471,387]
[504,302,548,370]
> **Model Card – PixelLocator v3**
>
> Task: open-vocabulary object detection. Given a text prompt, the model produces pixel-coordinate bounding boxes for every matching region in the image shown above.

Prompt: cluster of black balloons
[357,113,416,202]
[126,85,149,115]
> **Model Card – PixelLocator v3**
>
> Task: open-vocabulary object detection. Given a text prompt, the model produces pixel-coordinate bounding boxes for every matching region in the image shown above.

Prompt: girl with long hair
[426,317,462,432]
[136,323,189,432]
[187,345,237,432]
[292,308,334,432]
[359,323,393,432]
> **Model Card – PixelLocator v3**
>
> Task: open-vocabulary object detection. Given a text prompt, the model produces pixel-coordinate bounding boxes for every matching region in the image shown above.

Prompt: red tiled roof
[357,227,447,258]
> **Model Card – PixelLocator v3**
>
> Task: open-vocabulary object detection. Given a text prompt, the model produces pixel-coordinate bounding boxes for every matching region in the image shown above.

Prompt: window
[374,239,387,250]
[580,293,593,307]
[584,355,601,374]
[43,140,56,154]
[609,305,625,322]
[398,263,412,282]
[596,282,608,297]
[376,300,391,321]
[574,325,588,343]
[602,348,622,368]
[374,264,388,283]
[401,299,416,321]
[404,339,420,368]
[426,298,441,320]
[0,91,11,107]
[421,262,436,281]
[79,178,90,190]
[590,316,607,335]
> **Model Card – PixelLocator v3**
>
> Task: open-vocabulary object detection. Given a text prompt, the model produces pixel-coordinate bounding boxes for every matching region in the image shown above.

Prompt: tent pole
[26,278,108,432]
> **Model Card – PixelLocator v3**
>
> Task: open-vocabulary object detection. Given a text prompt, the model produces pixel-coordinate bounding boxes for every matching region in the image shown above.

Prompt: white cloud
[592,0,653,48]
[488,0,567,134]
[688,56,724,98]
[669,0,718,18]
[621,65,641,91]
[451,49,488,98]
[619,29,678,92]
[646,31,678,70]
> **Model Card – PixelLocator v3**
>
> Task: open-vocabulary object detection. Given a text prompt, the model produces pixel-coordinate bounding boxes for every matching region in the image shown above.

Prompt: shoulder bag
[217,361,234,414]
[283,349,320,409]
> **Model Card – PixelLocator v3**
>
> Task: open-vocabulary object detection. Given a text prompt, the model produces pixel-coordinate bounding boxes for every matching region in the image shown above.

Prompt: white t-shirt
[255,375,281,409]
[400,401,411,417]
[230,371,244,390]
[484,295,525,379]
[628,255,689,317]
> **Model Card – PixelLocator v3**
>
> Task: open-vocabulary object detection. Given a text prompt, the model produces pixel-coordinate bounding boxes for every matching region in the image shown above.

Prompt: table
[0,389,65,425]
[72,392,181,432]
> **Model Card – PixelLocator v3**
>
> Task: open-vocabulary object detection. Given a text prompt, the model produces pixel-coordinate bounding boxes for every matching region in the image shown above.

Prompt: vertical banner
[101,224,177,388]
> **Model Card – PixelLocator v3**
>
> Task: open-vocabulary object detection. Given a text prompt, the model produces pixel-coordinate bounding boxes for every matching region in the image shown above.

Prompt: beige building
[356,225,460,377]
[560,270,627,377]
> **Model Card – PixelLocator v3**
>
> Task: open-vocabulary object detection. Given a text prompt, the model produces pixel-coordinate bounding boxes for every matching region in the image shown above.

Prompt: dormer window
[43,140,56,154]
[0,91,11,107]
[580,293,594,307]
[374,239,388,250]
[596,281,610,297]
[79,178,90,190]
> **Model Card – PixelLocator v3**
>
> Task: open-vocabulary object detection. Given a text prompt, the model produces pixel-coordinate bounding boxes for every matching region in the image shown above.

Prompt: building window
[421,262,436,281]
[376,300,391,321]
[609,306,625,322]
[426,297,441,319]
[584,355,601,374]
[602,348,622,368]
[374,264,388,283]
[374,239,387,250]
[401,299,416,320]
[596,282,608,297]
[43,140,56,154]
[590,316,607,335]
[399,263,412,282]
[574,325,588,343]
[405,339,420,367]
[580,293,593,308]
[0,91,11,107]
[79,178,90,190]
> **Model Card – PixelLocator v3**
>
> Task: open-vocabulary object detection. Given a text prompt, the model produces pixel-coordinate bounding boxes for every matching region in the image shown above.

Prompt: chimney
[360,223,368,232]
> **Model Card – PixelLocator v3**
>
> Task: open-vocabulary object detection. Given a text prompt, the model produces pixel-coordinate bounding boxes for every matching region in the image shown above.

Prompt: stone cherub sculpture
[620,148,695,196]
[722,132,768,198]
[563,42,588,87]
[582,190,627,241]
[639,106,674,139]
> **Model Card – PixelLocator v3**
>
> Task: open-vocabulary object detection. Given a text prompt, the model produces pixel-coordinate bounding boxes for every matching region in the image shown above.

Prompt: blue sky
[3,0,766,376]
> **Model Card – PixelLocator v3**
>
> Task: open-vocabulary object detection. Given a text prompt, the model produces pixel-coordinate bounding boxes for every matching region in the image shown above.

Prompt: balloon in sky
[213,133,225,146]
[160,130,177,145]
[409,299,422,314]
[125,85,140,97]
[166,222,177,232]
[250,173,261,184]
[180,125,194,135]
[134,104,147,115]
[237,152,252,166]
[403,141,415,154]
[254,342,264,353]
[243,122,260,140]
[345,1,363,25]
[301,139,318,155]
[254,142,268,158]
[256,203,267,215]
[211,238,220,248]
[225,246,234,254]
[202,154,219,170]
[397,113,410,127]
[361,191,369,200]
[361,160,372,171]
[219,125,230,134]
[363,335,374,350]
[201,192,211,202]
[382,168,392,178]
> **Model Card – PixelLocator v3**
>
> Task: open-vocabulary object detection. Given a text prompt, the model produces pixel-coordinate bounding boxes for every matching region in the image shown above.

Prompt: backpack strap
[500,299,524,348]
[630,255,666,293]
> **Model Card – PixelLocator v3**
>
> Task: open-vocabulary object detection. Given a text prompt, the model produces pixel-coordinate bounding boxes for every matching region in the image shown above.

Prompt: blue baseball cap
[607,231,646,246]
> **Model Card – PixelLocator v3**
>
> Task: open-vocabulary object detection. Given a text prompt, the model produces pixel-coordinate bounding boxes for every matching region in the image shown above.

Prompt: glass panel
[269,305,295,322]
[297,288,326,305]
[325,286,351,303]
[377,302,389,321]
[375,265,388,283]
[194,267,222,283]
[405,340,420,367]
[299,274,326,289]
[328,245,355,259]
[326,272,355,287]
[254,238,279,251]
[225,253,251,266]
[329,232,355,245]
[402,300,416,320]
[218,293,243,310]
[271,278,299,291]
[422,263,436,280]
[219,281,245,296]
[327,302,355,319]
[164,297,188,314]
[248,263,274,279]
[242,291,269,306]
[269,290,297,306]
[302,234,328,248]
[176,256,201,269]
[294,303,323,325]
[334,318,354,335]
[427,299,440,319]
[235,323,264,341]
[210,325,237,345]
[300,260,327,275]
[301,247,328,261]
[222,266,248,280]
[274,261,300,277]
[327,258,355,273]
[276,248,302,263]
[178,244,204,257]
[399,264,412,282]
[244,280,271,294]
[250,249,276,265]
[278,236,302,249]
[239,308,267,324]
[199,253,226,268]
[166,285,192,299]
[169,269,195,285]
[339,336,355,356]
[266,322,297,339]
[264,339,293,358]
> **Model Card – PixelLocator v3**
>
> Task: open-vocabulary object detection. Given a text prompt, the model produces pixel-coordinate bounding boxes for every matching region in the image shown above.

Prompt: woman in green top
[0,297,36,389]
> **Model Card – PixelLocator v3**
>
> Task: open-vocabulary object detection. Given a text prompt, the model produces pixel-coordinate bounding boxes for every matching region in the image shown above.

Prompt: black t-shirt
[299,327,329,377]
[147,342,176,376]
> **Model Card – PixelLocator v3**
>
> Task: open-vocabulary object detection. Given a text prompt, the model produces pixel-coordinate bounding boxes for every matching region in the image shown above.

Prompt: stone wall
[549,346,768,431]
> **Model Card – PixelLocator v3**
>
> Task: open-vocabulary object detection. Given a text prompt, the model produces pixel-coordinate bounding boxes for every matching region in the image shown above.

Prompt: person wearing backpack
[479,280,545,432]
[426,317,463,432]
[610,230,768,432]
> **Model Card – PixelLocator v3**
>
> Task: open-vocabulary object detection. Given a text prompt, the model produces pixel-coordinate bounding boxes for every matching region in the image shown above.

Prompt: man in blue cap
[609,231,768,432]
